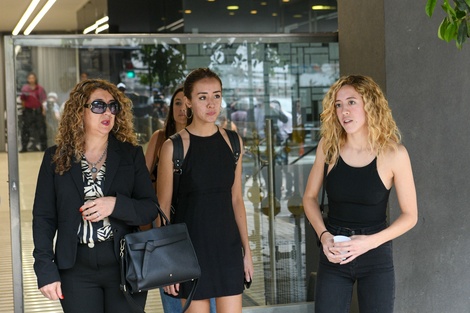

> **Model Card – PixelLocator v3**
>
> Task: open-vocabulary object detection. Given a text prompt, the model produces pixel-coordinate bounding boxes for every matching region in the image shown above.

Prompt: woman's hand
[79,197,116,222]
[39,281,63,300]
[163,283,180,296]
[323,234,374,264]
[243,248,254,284]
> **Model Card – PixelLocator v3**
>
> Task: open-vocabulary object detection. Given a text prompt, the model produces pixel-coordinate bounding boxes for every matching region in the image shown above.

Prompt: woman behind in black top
[303,75,418,313]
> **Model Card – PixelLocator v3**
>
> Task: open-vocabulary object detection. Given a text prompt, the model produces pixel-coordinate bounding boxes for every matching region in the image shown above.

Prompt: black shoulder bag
[120,207,200,313]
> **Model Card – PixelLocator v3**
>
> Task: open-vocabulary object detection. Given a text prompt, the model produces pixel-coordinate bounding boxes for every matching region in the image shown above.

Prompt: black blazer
[32,135,159,288]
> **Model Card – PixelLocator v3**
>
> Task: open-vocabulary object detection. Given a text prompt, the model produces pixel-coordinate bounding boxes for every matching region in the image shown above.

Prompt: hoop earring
[185,108,193,119]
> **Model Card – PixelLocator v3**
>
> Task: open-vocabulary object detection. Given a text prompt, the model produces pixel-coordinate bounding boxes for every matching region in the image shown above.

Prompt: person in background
[157,68,254,313]
[80,72,89,81]
[32,78,159,313]
[42,92,61,147]
[302,75,418,313]
[217,115,238,133]
[292,99,307,155]
[145,87,188,193]
[20,72,47,152]
[117,82,126,93]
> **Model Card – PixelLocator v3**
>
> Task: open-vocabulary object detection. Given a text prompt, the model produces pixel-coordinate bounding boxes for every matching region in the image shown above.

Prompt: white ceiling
[0,0,89,33]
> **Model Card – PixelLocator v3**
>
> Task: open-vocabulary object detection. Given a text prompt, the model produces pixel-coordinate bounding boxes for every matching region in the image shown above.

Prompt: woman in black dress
[157,68,254,313]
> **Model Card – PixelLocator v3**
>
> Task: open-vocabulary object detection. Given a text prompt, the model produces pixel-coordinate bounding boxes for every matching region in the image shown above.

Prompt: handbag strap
[119,238,199,313]
[169,133,183,209]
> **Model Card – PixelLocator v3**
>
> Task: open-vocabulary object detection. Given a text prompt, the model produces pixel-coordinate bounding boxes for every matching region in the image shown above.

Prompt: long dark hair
[163,87,191,138]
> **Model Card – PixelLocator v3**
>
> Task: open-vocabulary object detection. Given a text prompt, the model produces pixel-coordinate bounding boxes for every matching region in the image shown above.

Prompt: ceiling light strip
[95,23,109,34]
[84,16,109,34]
[12,0,41,35]
[24,0,57,35]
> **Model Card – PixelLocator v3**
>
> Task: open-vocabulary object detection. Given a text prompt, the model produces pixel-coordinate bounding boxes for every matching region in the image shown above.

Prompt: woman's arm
[156,139,174,220]
[32,149,61,289]
[107,145,159,226]
[367,145,418,247]
[231,137,254,281]
[302,138,331,242]
[145,130,162,172]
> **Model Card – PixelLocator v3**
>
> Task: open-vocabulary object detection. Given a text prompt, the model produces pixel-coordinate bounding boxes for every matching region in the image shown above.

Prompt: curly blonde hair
[53,79,137,174]
[320,75,401,164]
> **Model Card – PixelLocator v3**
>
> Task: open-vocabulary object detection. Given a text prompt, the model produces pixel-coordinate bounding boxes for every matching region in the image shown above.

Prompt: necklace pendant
[91,166,98,173]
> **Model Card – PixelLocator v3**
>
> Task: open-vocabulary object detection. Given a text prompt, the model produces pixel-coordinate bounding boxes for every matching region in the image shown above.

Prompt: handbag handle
[154,203,170,227]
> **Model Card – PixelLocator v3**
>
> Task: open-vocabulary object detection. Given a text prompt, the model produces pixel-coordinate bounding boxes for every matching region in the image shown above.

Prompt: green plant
[133,44,186,90]
[426,0,470,48]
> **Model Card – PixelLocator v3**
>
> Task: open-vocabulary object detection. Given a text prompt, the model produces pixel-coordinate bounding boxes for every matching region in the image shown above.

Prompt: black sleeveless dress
[174,128,244,299]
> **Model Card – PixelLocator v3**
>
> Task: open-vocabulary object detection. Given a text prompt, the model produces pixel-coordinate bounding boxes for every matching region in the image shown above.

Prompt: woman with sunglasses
[32,79,159,313]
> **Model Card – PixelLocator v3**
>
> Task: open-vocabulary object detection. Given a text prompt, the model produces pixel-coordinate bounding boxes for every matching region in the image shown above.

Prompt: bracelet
[319,230,329,242]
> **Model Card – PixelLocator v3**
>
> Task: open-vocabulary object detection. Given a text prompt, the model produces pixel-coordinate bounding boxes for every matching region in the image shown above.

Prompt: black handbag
[120,205,200,313]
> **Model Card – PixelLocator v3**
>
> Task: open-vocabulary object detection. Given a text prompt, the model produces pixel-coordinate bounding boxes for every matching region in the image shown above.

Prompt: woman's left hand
[79,197,116,222]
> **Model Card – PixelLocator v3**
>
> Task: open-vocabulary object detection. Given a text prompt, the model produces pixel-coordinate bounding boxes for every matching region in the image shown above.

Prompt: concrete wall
[338,1,470,312]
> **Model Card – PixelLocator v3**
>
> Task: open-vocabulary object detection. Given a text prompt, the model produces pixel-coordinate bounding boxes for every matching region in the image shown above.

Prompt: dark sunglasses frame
[84,100,121,115]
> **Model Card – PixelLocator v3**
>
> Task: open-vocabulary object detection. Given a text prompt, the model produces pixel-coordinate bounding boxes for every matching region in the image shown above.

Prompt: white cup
[333,235,351,243]
[333,235,351,260]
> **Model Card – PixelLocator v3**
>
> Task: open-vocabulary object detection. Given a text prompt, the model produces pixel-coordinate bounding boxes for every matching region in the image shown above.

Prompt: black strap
[320,163,328,214]
[169,133,183,211]
[225,128,241,164]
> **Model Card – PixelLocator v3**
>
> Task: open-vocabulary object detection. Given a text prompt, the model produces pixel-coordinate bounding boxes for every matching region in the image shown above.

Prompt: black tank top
[326,156,390,228]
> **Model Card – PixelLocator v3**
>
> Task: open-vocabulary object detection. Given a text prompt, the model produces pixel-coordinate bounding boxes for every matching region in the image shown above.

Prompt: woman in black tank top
[303,75,418,313]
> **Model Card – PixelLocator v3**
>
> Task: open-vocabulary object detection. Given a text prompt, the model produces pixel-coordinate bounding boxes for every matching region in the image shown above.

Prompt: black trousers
[21,108,47,149]
[59,241,147,313]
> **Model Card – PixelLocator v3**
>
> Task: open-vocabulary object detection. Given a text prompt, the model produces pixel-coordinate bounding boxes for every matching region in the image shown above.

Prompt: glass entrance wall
[6,33,338,311]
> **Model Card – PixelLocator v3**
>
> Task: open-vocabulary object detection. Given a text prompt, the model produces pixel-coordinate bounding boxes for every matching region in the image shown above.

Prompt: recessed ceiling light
[185,10,192,14]
[261,2,267,5]
[293,14,302,18]
[312,5,336,10]
[227,5,239,10]
[272,12,278,17]
[251,10,257,14]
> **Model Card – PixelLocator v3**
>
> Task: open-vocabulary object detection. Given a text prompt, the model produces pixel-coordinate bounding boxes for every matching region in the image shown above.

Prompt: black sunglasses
[84,100,121,115]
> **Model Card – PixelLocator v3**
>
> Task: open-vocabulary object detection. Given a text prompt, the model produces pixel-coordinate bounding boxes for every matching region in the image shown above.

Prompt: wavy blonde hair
[320,75,401,164]
[53,79,137,174]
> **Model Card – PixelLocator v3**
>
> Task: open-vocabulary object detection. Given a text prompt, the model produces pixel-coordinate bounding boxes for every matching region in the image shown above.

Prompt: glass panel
[9,33,338,311]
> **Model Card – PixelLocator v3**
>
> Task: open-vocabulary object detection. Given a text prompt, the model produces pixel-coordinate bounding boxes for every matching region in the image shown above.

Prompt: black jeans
[21,108,47,149]
[315,223,395,313]
[59,241,147,313]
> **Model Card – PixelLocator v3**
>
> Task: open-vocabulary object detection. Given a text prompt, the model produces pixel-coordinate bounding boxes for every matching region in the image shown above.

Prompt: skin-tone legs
[182,294,242,313]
